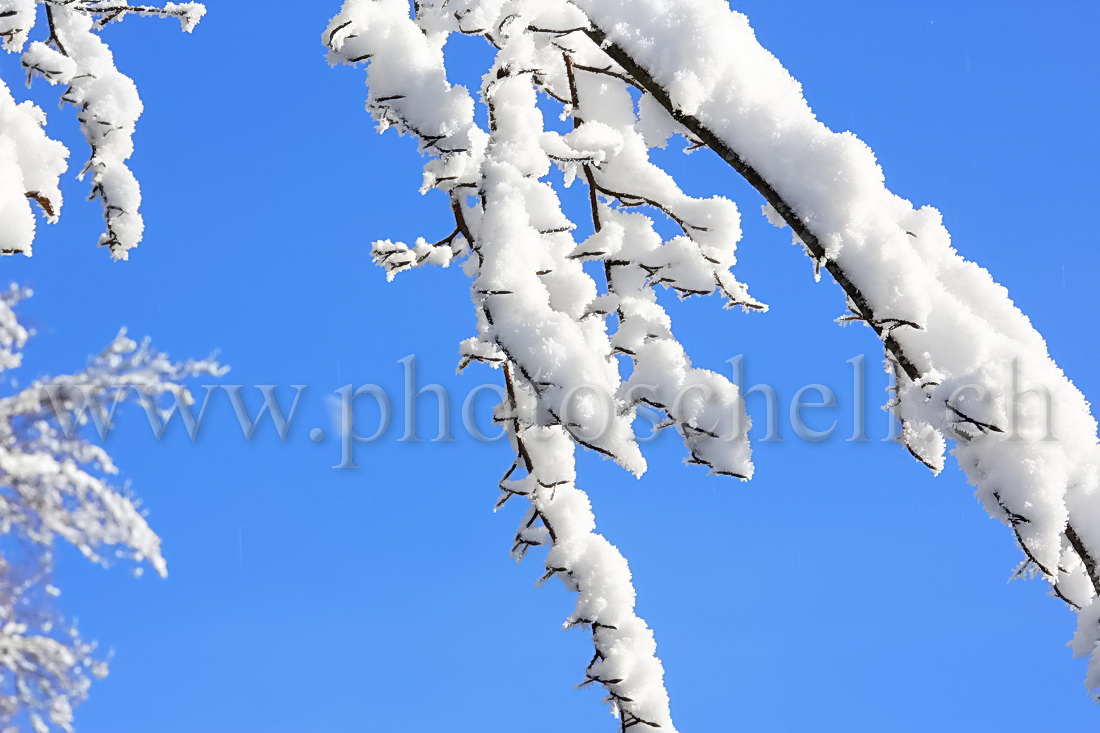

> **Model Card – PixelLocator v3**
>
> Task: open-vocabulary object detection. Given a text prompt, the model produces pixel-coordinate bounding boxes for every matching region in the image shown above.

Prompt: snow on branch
[498,364,675,731]
[0,285,223,730]
[325,1,776,728]
[565,0,1100,696]
[0,555,104,733]
[328,0,1100,715]
[0,0,205,259]
[59,1,205,31]
[0,76,67,255]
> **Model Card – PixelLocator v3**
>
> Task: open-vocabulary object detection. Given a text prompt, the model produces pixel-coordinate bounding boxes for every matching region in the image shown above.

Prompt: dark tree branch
[582,26,922,384]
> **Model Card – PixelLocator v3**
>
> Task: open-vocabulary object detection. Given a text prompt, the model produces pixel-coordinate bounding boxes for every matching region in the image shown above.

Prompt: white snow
[574,0,1100,693]
[0,79,67,256]
[324,1,781,726]
[0,287,222,729]
[1,1,206,260]
[331,0,1100,714]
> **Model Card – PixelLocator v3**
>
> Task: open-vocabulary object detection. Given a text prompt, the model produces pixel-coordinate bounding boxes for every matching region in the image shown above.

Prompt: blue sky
[4,1,1100,730]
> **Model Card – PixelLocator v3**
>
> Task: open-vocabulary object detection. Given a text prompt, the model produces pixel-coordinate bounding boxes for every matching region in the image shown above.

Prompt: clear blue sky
[5,1,1099,730]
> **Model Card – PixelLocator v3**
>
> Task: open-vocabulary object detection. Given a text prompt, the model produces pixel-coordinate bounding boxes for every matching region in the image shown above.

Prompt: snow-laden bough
[325,0,1100,726]
[0,285,223,731]
[0,0,205,259]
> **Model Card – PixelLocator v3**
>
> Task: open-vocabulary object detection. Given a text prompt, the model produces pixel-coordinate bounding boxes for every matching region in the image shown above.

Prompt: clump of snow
[0,80,67,256]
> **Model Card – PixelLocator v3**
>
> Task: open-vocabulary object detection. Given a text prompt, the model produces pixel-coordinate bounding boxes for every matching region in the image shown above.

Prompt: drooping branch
[1,0,206,258]
[336,2,762,721]
[496,363,674,732]
[572,6,1100,614]
[581,26,921,384]
[329,0,1100,713]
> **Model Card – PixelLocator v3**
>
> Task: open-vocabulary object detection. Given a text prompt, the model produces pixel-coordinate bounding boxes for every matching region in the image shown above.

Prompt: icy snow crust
[327,0,1100,722]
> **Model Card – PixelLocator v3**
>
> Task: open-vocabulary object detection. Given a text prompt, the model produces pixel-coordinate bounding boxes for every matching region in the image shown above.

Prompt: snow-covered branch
[0,554,104,733]
[0,0,205,259]
[497,364,674,731]
[567,0,1100,694]
[0,285,223,730]
[327,0,1100,720]
[325,1,775,727]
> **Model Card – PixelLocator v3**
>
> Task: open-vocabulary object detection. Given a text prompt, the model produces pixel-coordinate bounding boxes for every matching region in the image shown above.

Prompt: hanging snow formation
[326,0,1100,725]
[326,1,763,728]
[0,0,205,259]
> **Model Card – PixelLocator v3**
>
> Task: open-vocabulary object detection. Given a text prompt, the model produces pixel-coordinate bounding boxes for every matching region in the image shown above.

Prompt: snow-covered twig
[1,0,205,258]
[0,285,222,730]
[325,1,774,726]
